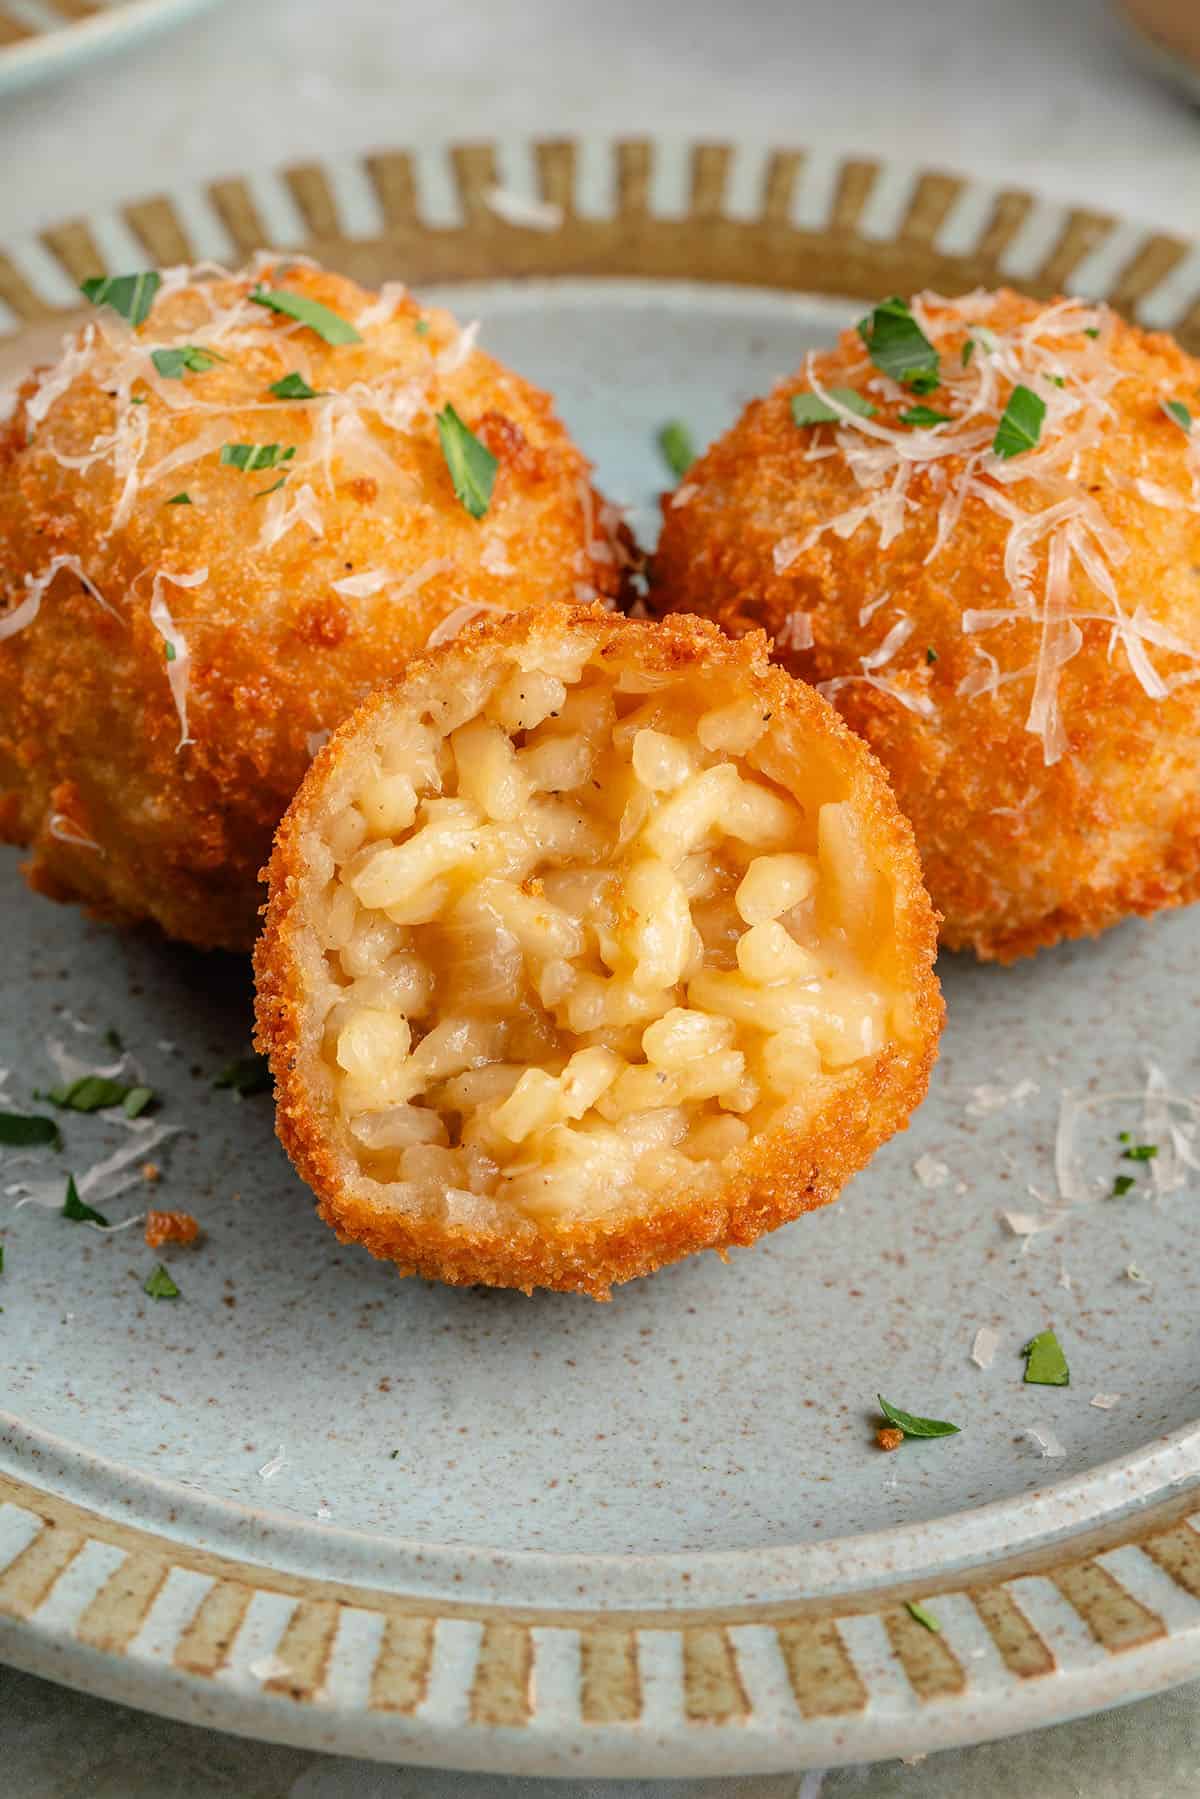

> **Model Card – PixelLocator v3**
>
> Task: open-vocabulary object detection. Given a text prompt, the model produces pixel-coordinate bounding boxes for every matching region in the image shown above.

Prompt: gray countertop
[3,0,1200,1791]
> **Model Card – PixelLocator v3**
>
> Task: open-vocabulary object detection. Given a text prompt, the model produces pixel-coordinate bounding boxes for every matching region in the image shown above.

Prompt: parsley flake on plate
[857,296,940,394]
[268,371,325,401]
[0,1112,60,1149]
[214,1055,272,1097]
[791,389,876,427]
[992,384,1045,459]
[905,1600,941,1632]
[899,405,952,427]
[220,443,296,473]
[436,405,498,519]
[165,492,191,506]
[249,285,362,345]
[80,271,161,329]
[123,1086,154,1119]
[254,476,289,499]
[1164,399,1192,433]
[657,419,697,477]
[1111,1173,1135,1198]
[925,647,938,664]
[961,339,976,367]
[62,1175,108,1228]
[877,1395,961,1440]
[1121,1141,1158,1162]
[1022,1329,1069,1387]
[144,1263,180,1300]
[413,318,430,336]
[151,345,220,379]
[48,1076,135,1114]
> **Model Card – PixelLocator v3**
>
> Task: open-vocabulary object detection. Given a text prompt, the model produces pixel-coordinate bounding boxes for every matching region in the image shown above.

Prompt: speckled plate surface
[1,139,1200,1777]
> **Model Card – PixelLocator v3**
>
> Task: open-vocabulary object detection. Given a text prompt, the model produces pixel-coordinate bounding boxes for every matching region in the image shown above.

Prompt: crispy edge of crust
[254,602,943,1299]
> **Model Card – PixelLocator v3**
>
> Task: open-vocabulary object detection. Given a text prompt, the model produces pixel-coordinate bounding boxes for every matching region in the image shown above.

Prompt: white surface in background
[3,1,1200,1795]
[2,0,1199,242]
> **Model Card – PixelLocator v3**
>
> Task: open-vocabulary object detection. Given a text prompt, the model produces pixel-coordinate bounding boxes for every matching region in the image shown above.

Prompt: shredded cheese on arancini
[782,293,1200,763]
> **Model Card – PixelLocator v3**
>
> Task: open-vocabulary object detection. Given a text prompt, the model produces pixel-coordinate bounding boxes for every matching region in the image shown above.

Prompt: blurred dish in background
[0,0,224,98]
[1120,0,1200,104]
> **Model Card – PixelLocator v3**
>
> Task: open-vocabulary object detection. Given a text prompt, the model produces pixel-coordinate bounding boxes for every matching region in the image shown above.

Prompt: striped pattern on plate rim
[0,137,1197,348]
[1,1467,1200,1772]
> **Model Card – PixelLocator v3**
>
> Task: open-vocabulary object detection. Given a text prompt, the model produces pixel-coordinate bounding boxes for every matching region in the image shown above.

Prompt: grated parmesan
[148,568,208,749]
[774,298,1200,762]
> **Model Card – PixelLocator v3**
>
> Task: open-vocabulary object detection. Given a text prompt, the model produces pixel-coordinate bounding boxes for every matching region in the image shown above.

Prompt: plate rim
[3,133,1200,1773]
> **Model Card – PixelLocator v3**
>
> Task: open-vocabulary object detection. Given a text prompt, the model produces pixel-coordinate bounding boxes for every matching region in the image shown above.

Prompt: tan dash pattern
[0,1524,85,1620]
[884,1606,968,1702]
[969,1585,1055,1679]
[1141,1522,1200,1599]
[75,1554,168,1654]
[682,1625,749,1724]
[369,1614,435,1715]
[776,1619,868,1719]
[1053,1561,1166,1653]
[579,1626,641,1724]
[264,1598,341,1700]
[470,1620,533,1727]
[174,1579,254,1676]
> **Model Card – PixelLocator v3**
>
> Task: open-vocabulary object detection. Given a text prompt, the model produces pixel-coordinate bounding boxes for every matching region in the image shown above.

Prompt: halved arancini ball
[653,289,1200,962]
[254,603,942,1299]
[0,258,623,950]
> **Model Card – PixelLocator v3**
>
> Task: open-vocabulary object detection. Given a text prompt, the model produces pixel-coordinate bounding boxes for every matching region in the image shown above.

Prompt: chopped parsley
[992,385,1045,459]
[268,371,325,401]
[961,339,976,367]
[79,271,161,329]
[857,296,940,394]
[254,476,288,499]
[143,1264,180,1300]
[791,389,876,427]
[899,404,953,427]
[249,285,362,345]
[925,646,938,664]
[1048,374,1066,389]
[164,642,177,662]
[165,492,192,506]
[47,1076,137,1114]
[123,1086,154,1119]
[1164,399,1193,433]
[436,405,498,519]
[1083,326,1100,339]
[151,345,220,379]
[1111,1173,1135,1198]
[657,419,697,477]
[413,318,430,337]
[1121,1141,1158,1162]
[0,1112,60,1149]
[104,1028,123,1051]
[214,1054,271,1097]
[877,1395,961,1440]
[62,1175,108,1228]
[220,443,296,473]
[1022,1329,1069,1387]
[905,1600,940,1633]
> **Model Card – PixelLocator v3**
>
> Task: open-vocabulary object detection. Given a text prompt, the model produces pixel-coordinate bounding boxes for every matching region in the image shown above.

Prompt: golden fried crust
[0,265,620,950]
[652,290,1200,961]
[254,603,942,1299]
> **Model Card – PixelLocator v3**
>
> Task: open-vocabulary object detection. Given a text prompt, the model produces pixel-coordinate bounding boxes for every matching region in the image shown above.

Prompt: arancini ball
[0,258,623,950]
[653,289,1200,961]
[254,602,942,1299]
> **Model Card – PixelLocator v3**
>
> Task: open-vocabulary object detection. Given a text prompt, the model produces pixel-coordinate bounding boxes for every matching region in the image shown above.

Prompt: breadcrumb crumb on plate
[254,602,942,1298]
